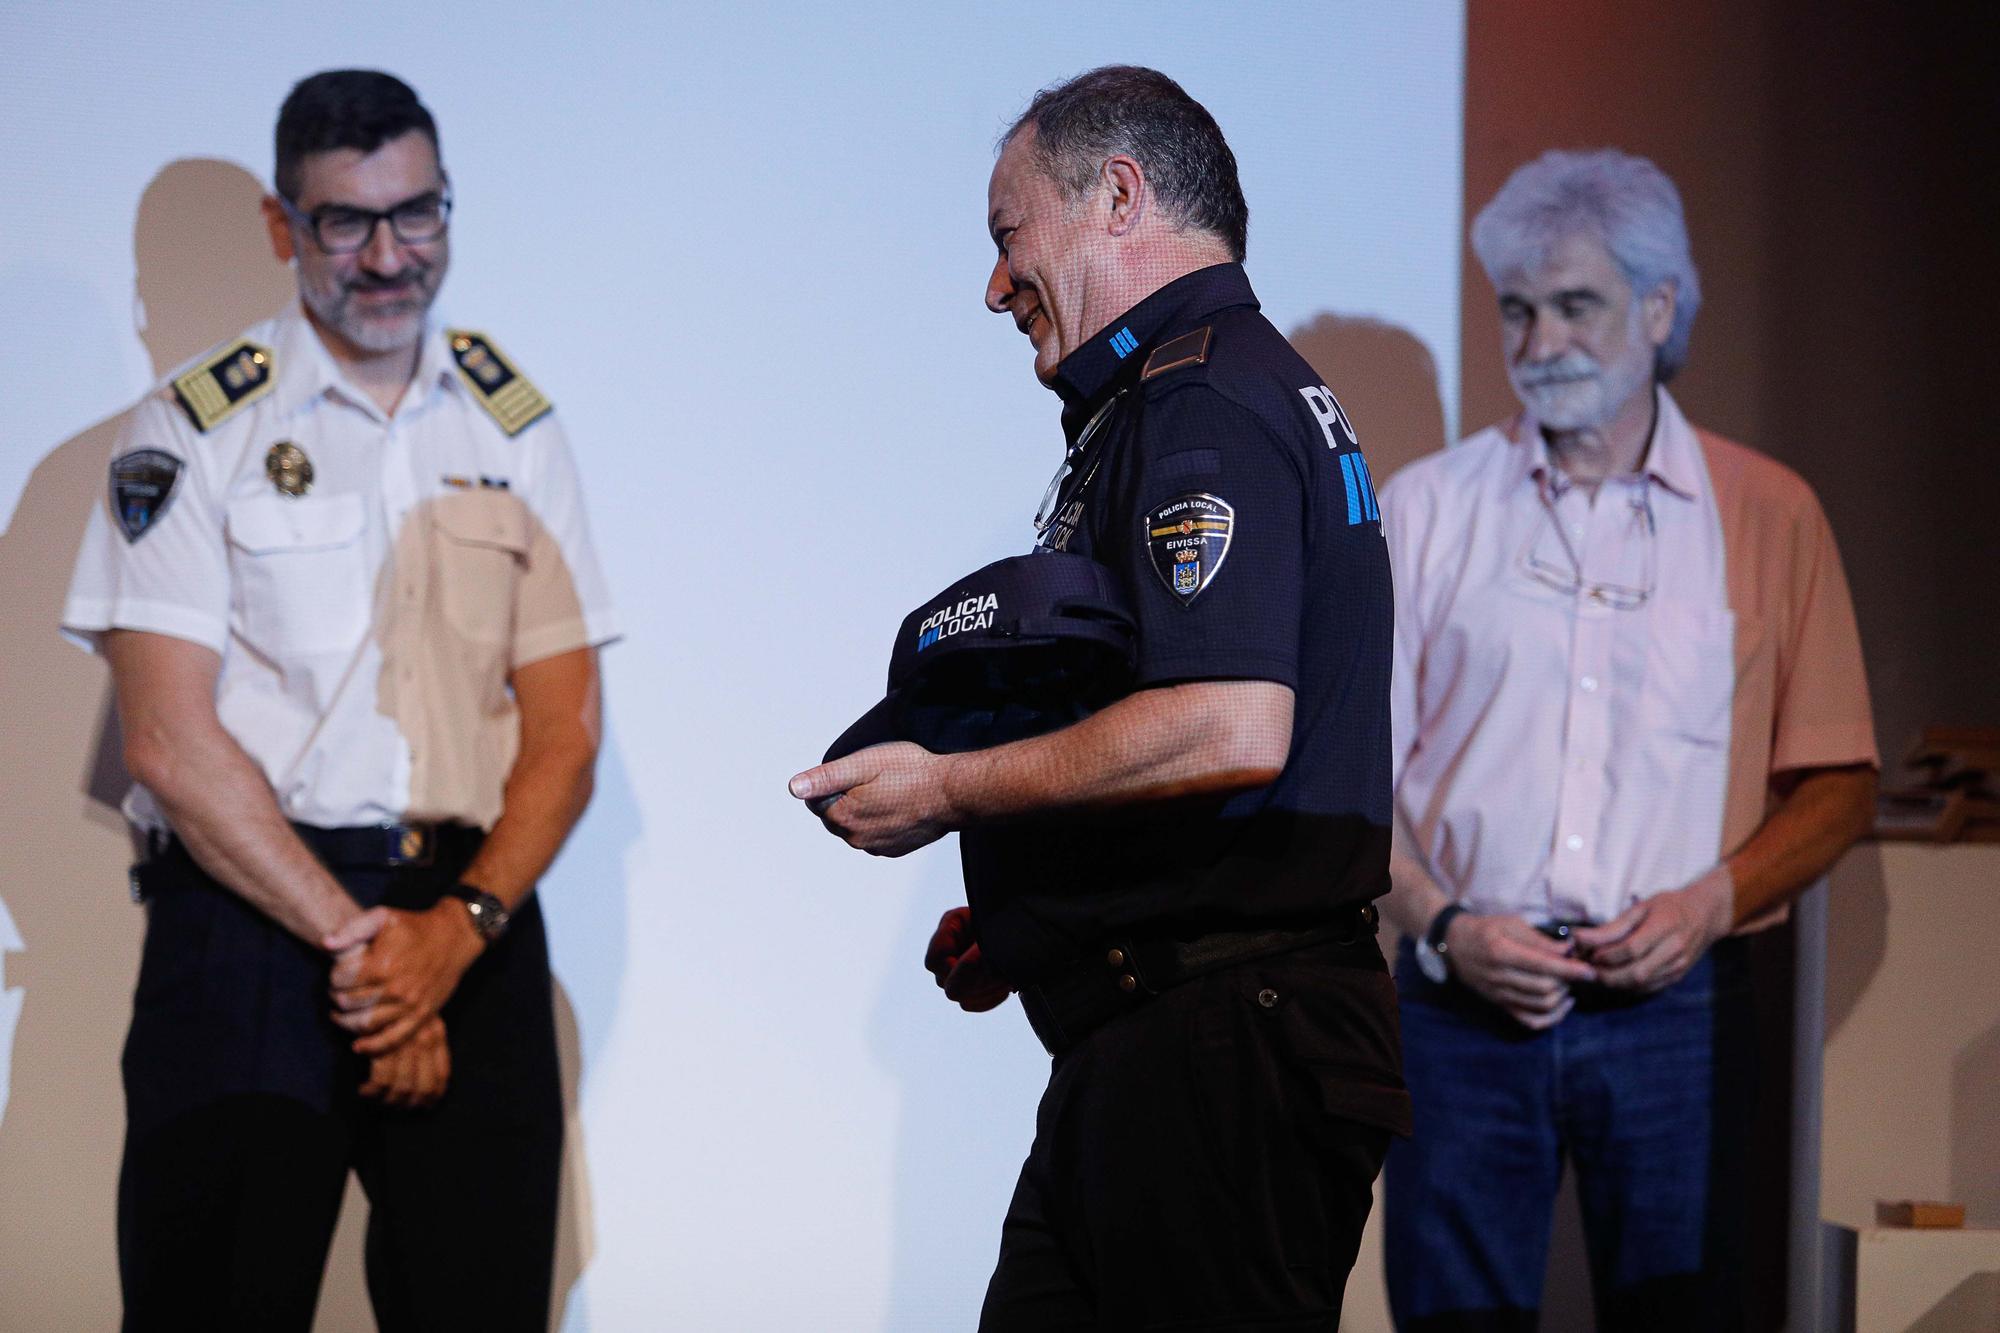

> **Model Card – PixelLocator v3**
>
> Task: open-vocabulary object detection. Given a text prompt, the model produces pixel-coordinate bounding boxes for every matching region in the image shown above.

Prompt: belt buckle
[388,823,435,867]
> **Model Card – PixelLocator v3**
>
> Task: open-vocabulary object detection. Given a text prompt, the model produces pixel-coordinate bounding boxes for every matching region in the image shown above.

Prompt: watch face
[1416,940,1448,985]
[462,891,509,941]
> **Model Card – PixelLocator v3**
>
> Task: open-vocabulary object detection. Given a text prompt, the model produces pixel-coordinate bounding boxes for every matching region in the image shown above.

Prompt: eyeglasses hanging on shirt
[1517,478,1658,610]
[1034,391,1125,537]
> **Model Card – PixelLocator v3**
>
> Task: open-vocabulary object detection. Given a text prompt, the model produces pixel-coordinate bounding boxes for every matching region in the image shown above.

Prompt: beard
[1509,341,1655,432]
[301,263,441,354]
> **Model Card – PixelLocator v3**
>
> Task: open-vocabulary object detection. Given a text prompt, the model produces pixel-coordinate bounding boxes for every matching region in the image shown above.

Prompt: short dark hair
[275,69,439,201]
[1003,65,1248,262]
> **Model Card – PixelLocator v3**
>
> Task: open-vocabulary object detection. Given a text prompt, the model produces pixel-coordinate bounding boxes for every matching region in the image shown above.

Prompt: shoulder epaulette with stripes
[447,329,552,437]
[170,339,275,432]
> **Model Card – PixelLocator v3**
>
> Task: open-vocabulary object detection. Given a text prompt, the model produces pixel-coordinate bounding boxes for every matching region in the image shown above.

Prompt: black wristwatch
[447,882,511,943]
[1415,903,1466,984]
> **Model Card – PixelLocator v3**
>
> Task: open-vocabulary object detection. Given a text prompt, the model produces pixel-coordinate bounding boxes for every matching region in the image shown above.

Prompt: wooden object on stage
[1874,725,2000,843]
[1875,1201,1968,1229]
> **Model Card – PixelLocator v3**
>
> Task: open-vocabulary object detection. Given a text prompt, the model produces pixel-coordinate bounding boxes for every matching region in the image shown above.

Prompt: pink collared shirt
[1381,388,1875,925]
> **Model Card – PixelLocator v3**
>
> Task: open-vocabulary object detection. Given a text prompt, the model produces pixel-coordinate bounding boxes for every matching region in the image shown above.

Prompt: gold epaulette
[171,340,275,432]
[447,329,552,437]
[1141,326,1212,382]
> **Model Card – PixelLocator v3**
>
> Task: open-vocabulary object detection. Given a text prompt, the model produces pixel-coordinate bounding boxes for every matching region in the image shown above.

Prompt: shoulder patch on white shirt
[447,329,552,437]
[171,339,274,433]
[109,448,183,541]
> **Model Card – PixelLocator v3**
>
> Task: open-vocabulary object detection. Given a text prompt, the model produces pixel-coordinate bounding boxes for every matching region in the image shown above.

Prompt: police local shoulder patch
[1146,493,1234,603]
[110,449,183,542]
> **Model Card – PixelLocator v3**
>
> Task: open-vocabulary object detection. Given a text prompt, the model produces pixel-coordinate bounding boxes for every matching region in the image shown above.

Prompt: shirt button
[1580,675,1598,692]
[1256,988,1279,1009]
[1565,834,1584,852]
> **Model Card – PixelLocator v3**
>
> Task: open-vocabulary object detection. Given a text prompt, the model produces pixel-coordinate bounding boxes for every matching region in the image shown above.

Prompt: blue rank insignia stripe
[170,339,274,433]
[447,329,552,437]
[109,449,183,542]
[1145,492,1234,603]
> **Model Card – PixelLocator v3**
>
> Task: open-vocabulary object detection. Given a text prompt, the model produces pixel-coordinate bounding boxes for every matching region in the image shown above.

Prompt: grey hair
[1000,65,1249,263]
[1471,149,1702,381]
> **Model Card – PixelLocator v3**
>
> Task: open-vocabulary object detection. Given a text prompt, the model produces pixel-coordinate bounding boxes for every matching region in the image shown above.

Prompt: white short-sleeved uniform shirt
[62,304,619,832]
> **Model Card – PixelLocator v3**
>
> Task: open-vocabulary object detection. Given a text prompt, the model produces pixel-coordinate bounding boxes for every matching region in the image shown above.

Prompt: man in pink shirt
[1377,150,1878,1329]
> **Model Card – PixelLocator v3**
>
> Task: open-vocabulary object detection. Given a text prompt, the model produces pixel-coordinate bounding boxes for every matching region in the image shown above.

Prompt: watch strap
[1425,903,1466,961]
[447,882,511,942]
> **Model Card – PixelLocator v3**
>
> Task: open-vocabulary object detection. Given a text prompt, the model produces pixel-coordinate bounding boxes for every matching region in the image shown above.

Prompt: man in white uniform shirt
[62,70,615,1331]
[1376,150,1877,1330]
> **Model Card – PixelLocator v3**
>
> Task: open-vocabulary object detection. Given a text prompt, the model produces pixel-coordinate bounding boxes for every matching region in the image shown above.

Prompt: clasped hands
[322,901,486,1108]
[1445,866,1735,1032]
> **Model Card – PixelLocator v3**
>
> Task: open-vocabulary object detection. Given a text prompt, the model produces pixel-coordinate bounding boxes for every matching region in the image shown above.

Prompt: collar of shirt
[1048,261,1259,444]
[265,301,464,424]
[1505,385,1705,504]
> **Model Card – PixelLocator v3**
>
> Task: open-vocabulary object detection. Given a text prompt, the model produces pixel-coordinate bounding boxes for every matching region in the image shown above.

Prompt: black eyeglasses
[279,187,452,255]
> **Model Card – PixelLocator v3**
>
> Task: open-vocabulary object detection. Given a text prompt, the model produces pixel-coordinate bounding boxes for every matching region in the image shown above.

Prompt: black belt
[287,821,478,869]
[134,822,478,901]
[1018,903,1381,1058]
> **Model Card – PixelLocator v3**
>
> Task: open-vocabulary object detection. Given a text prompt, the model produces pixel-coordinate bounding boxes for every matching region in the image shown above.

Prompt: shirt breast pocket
[430,492,531,646]
[226,493,369,656]
[1645,602,1735,747]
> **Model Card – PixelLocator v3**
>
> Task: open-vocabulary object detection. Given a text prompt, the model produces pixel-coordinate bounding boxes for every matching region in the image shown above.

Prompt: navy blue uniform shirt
[964,263,1395,982]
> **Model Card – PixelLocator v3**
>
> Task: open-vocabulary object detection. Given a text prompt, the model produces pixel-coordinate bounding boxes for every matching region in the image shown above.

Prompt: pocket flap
[432,493,531,554]
[226,492,365,553]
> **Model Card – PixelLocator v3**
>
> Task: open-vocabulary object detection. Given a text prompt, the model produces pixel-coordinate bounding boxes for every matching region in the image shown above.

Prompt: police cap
[823,553,1137,763]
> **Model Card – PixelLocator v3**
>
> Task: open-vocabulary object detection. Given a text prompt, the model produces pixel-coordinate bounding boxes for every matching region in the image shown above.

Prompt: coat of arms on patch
[1145,493,1234,604]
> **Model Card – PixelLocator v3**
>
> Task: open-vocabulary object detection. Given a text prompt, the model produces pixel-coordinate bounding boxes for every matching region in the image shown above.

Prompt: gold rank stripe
[447,328,552,437]
[485,378,549,434]
[1150,520,1232,537]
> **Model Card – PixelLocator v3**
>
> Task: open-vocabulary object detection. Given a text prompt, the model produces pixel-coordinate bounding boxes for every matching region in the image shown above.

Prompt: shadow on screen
[1288,311,1448,485]
[0,154,623,1332]
[0,156,294,1330]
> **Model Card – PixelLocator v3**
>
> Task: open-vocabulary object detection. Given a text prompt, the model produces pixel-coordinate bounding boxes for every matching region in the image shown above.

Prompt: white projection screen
[0,3,1464,1328]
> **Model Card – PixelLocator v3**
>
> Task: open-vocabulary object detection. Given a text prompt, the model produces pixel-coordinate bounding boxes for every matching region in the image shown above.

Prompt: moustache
[344,269,431,296]
[1514,354,1599,389]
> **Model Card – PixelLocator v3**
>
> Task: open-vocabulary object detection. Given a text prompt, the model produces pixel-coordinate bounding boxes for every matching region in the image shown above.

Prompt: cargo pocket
[1238,963,1410,1138]
[1646,602,1735,747]
[430,492,530,645]
[226,492,369,656]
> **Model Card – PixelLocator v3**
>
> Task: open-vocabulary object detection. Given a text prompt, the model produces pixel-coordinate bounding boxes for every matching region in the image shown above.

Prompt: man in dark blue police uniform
[790,67,1407,1328]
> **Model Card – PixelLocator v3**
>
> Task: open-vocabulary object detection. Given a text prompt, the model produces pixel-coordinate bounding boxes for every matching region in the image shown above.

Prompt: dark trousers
[117,837,562,1332]
[980,937,1405,1331]
[1382,938,1756,1332]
